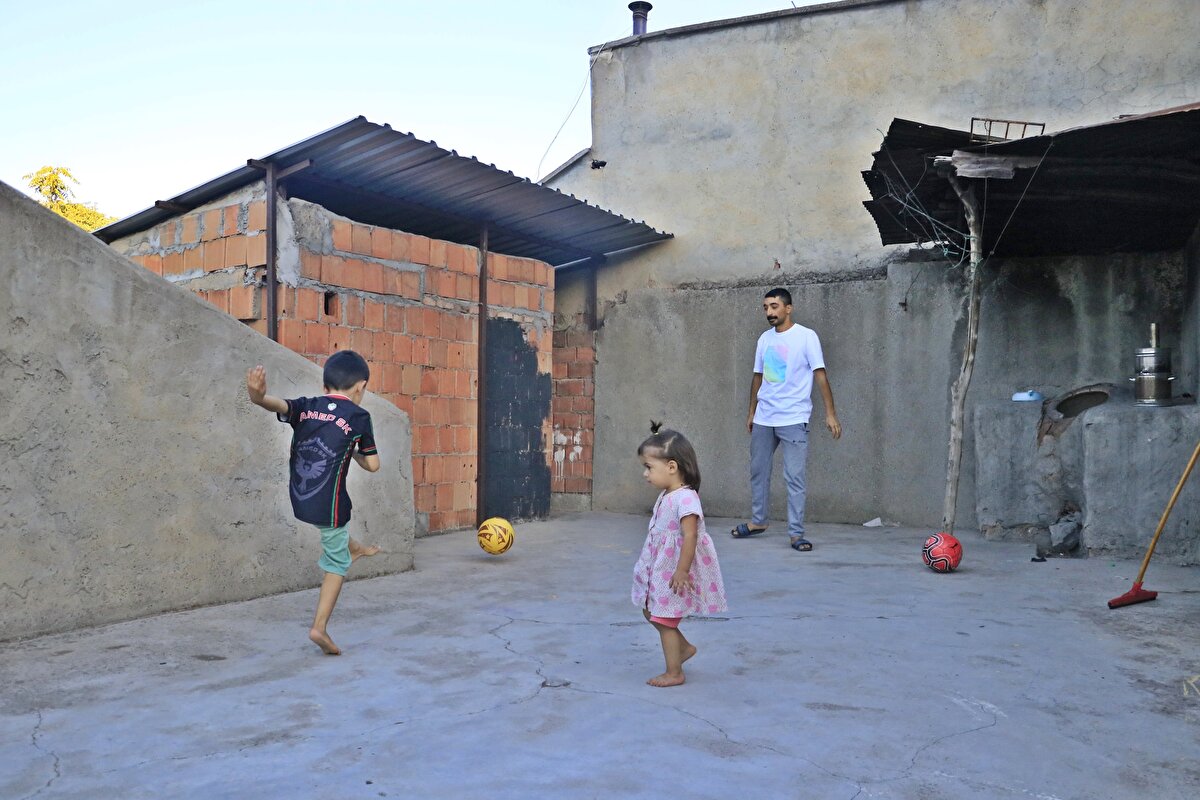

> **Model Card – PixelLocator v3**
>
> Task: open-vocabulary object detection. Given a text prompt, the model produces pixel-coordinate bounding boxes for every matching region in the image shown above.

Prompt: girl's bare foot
[647,671,686,687]
[349,539,381,562]
[682,643,698,663]
[309,628,341,655]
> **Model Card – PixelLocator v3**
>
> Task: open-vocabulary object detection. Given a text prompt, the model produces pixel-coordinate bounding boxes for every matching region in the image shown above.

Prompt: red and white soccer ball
[922,532,963,573]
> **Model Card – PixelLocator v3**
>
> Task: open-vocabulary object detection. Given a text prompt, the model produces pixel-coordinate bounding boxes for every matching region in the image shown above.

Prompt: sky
[1,1,820,219]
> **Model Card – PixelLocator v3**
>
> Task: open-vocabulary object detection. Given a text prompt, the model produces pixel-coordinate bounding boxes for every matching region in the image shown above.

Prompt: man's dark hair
[323,350,370,391]
[764,287,793,306]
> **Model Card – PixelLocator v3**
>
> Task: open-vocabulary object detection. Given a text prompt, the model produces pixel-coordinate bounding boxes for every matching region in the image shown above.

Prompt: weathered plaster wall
[1082,404,1200,564]
[591,252,1184,530]
[0,182,415,640]
[553,0,1200,288]
[1182,222,1200,398]
[548,0,1200,530]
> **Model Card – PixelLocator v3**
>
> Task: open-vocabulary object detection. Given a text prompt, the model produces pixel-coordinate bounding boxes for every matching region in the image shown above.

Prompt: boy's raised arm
[246,365,289,416]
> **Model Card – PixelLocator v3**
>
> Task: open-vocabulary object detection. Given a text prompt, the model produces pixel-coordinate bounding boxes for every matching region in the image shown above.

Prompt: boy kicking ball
[246,350,382,655]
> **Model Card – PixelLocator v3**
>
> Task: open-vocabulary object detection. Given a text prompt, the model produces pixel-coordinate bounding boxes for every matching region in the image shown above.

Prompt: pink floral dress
[632,488,728,619]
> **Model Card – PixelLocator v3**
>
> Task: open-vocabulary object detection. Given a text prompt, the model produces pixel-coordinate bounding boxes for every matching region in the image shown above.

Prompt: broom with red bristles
[1108,437,1200,609]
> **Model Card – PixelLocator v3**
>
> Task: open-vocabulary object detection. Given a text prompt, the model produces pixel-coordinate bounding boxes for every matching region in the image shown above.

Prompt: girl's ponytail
[637,423,702,492]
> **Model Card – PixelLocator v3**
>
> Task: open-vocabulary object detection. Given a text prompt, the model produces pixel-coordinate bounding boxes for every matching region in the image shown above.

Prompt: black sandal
[731,523,766,538]
[790,538,813,551]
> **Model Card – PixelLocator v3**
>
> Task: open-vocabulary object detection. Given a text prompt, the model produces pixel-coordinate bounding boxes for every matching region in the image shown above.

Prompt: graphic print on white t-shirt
[763,344,788,383]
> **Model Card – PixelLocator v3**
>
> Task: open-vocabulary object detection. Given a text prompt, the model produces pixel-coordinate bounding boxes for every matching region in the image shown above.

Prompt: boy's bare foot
[349,539,381,562]
[682,643,698,663]
[309,628,341,655]
[647,671,686,687]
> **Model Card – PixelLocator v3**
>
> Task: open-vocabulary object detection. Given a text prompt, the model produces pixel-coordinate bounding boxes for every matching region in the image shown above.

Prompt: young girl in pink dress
[632,424,727,687]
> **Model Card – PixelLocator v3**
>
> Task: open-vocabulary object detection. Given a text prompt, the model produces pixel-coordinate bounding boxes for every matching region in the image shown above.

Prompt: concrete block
[1082,403,1200,564]
[974,401,1085,537]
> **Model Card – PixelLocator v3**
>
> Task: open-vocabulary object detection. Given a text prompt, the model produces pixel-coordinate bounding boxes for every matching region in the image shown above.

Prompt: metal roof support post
[264,162,279,342]
[476,223,490,527]
[246,158,313,342]
[585,256,603,332]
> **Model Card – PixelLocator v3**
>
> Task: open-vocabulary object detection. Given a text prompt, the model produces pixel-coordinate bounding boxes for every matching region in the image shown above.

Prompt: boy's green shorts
[316,525,351,576]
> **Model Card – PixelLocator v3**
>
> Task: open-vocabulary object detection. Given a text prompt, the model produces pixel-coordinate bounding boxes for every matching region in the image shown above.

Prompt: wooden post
[942,174,983,535]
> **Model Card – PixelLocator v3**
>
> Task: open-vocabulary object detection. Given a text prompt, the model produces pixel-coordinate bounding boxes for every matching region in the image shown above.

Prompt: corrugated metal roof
[862,104,1200,257]
[95,117,671,266]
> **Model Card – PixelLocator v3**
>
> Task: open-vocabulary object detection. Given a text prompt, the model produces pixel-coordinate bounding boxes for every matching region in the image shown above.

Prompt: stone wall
[0,181,415,640]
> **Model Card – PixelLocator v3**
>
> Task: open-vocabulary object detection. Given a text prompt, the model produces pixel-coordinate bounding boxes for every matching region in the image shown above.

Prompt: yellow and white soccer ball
[477,517,515,555]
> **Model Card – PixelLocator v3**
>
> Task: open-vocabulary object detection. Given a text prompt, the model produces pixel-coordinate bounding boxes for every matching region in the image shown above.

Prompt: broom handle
[1135,437,1200,584]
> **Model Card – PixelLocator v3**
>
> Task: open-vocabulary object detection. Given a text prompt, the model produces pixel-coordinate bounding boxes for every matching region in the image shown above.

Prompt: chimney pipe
[629,2,652,36]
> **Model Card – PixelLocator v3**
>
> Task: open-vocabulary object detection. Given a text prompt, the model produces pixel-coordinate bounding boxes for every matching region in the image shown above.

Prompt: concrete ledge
[975,400,1086,537]
[1083,403,1200,564]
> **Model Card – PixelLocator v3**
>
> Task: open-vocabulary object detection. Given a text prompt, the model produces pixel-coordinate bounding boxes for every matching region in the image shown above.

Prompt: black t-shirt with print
[277,394,378,528]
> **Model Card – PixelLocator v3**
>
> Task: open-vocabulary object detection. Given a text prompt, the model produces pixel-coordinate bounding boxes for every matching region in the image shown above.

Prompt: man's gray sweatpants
[750,422,809,538]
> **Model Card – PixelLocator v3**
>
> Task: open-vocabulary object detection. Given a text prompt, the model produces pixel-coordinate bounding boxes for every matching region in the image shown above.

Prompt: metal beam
[265,162,279,342]
[476,223,490,527]
[586,256,602,331]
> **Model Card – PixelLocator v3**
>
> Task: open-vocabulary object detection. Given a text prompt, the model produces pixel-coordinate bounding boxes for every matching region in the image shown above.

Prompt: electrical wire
[535,31,624,181]
[980,139,1055,265]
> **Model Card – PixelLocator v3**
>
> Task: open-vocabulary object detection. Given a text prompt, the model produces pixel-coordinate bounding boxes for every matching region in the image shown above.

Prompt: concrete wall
[1182,222,1200,399]
[590,252,1184,529]
[548,0,1200,529]
[0,182,415,640]
[553,0,1200,288]
[1083,404,1200,564]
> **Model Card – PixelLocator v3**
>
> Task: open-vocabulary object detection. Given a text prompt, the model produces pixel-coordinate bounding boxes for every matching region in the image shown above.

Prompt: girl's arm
[669,514,699,596]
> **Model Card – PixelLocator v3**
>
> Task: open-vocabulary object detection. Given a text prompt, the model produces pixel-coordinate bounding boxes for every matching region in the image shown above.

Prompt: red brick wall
[113,189,554,533]
[552,317,595,495]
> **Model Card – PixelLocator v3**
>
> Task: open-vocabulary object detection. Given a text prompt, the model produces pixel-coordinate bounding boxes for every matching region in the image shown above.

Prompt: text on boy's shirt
[298,409,354,435]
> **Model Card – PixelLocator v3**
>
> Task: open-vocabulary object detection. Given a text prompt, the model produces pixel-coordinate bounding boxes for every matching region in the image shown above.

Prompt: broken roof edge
[587,0,906,55]
[957,100,1200,155]
[539,148,591,185]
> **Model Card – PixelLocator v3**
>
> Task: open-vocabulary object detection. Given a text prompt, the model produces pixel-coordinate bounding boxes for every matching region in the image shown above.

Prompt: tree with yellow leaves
[24,166,117,232]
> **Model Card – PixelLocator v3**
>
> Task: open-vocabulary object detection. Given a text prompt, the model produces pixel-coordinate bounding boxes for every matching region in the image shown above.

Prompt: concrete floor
[2,513,1198,799]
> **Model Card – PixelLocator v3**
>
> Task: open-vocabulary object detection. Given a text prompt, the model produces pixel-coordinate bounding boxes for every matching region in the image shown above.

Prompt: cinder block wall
[110,185,555,532]
[552,317,596,497]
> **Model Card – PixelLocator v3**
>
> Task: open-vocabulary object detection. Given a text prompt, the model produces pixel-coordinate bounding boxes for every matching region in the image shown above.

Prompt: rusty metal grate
[969,117,1046,143]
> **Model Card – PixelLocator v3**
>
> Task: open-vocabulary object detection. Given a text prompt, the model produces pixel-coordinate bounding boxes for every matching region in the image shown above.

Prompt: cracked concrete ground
[2,513,1199,799]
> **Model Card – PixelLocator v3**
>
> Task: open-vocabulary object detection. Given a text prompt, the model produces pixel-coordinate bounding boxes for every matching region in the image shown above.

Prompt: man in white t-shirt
[731,288,841,551]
